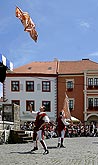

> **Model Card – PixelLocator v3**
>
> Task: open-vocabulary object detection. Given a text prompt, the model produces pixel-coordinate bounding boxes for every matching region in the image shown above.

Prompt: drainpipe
[84,71,87,123]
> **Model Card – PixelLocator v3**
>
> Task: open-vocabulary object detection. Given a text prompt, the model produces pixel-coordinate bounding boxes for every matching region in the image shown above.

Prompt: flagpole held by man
[57,93,72,148]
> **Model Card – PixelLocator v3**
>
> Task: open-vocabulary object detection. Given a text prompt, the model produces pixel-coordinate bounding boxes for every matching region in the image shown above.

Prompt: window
[12,100,20,106]
[88,98,93,109]
[88,78,93,86]
[26,100,35,111]
[94,78,98,88]
[69,100,74,110]
[11,81,19,91]
[94,98,98,107]
[88,97,98,110]
[94,78,98,86]
[66,80,74,91]
[42,101,51,112]
[67,81,73,88]
[88,77,98,88]
[26,81,34,91]
[42,81,50,92]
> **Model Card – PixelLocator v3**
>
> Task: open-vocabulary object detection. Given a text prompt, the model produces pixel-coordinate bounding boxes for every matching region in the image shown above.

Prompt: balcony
[93,85,98,89]
[87,106,98,111]
[87,85,98,90]
[87,85,93,89]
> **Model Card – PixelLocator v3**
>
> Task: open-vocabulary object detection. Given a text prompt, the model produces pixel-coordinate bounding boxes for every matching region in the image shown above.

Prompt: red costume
[57,116,66,136]
[31,109,50,154]
[35,112,47,131]
[57,111,67,148]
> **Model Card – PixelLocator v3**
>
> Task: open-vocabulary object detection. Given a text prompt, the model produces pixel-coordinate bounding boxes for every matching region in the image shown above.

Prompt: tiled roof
[13,61,58,74]
[12,59,98,75]
[59,59,98,74]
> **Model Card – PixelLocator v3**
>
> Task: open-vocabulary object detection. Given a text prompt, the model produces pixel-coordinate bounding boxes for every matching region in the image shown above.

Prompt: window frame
[26,81,34,92]
[88,78,93,87]
[88,98,93,109]
[94,98,98,107]
[87,77,98,88]
[26,100,35,111]
[42,81,51,92]
[12,100,20,106]
[11,81,20,92]
[66,79,74,91]
[94,78,98,86]
[69,99,74,110]
[42,101,51,112]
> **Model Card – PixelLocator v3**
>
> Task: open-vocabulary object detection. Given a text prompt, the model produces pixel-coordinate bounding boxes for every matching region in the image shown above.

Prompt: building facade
[4,61,58,122]
[3,59,98,124]
[58,59,98,124]
[84,70,98,123]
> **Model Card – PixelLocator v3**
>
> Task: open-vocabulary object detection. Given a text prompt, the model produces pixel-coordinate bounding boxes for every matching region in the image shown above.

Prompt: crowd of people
[65,123,98,137]
[20,115,98,140]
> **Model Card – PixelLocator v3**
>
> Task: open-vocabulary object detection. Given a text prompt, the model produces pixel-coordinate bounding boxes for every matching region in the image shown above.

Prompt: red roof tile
[12,59,98,75]
[13,61,58,74]
[59,59,98,74]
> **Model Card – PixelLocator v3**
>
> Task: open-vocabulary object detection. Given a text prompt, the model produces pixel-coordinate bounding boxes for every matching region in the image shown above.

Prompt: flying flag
[29,28,38,42]
[62,93,71,120]
[15,6,38,42]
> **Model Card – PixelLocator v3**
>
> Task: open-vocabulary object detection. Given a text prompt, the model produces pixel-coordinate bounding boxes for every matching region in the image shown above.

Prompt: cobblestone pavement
[0,137,98,165]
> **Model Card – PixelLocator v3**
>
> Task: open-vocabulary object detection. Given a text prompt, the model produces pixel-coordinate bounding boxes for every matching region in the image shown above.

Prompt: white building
[4,61,58,122]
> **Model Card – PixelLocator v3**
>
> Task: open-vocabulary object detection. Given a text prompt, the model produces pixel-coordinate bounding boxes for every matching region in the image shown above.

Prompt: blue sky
[1,0,98,68]
[1,0,98,96]
[0,0,98,95]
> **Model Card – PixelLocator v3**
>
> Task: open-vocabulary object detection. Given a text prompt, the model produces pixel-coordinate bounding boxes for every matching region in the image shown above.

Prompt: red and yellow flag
[62,93,71,120]
[15,6,38,42]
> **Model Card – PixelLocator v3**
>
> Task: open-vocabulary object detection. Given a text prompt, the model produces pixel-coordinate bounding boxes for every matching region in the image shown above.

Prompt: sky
[1,0,98,68]
[1,0,98,96]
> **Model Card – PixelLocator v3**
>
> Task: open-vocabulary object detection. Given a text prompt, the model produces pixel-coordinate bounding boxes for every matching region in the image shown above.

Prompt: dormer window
[48,67,52,70]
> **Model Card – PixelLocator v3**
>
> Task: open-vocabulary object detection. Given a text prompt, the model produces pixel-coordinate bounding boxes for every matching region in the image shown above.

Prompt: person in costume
[57,111,69,148]
[30,105,50,154]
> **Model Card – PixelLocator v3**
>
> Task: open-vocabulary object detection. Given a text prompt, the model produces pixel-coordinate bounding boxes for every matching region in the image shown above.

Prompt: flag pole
[62,92,73,124]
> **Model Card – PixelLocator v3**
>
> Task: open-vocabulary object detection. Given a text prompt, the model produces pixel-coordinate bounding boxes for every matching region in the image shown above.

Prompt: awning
[71,116,81,123]
[67,116,81,124]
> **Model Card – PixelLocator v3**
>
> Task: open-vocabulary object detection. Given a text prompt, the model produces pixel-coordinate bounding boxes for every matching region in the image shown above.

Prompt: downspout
[56,60,59,121]
[84,71,87,122]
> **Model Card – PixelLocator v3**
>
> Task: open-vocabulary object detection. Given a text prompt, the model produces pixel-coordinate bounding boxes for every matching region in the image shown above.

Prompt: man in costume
[30,105,50,154]
[57,111,69,148]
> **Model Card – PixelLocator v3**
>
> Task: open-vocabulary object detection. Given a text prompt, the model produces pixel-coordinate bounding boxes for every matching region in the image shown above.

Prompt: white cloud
[80,21,90,29]
[88,51,98,57]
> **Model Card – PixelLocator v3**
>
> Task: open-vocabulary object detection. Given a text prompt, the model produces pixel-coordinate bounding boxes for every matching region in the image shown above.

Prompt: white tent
[71,116,80,123]
[66,116,81,124]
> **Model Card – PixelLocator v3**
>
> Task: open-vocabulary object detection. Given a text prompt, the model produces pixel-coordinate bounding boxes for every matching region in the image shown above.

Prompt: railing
[0,130,10,144]
[87,85,98,89]
[0,121,14,130]
[87,106,98,111]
